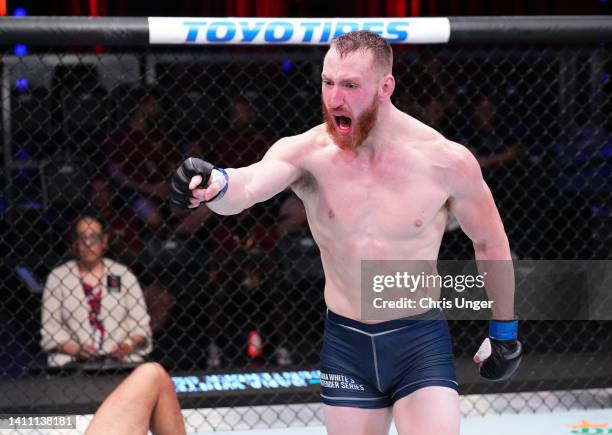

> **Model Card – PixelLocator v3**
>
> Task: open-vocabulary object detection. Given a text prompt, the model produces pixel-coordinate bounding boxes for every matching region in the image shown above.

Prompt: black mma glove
[475,319,522,382]
[170,157,214,208]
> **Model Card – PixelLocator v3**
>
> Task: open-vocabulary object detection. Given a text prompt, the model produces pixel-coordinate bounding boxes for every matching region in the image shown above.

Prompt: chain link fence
[1,41,611,430]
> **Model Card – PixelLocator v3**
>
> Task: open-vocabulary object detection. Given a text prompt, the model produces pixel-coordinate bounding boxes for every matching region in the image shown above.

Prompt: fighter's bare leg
[392,387,460,435]
[85,362,186,435]
[324,405,392,435]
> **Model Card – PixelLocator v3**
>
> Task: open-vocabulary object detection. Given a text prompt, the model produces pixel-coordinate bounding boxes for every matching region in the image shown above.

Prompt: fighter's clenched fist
[170,157,228,208]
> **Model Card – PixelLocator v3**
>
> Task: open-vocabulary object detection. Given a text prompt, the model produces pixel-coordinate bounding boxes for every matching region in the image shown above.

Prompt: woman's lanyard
[80,269,106,351]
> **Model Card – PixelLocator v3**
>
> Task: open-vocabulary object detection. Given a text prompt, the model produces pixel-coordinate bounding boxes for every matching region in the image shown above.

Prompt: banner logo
[148,18,451,45]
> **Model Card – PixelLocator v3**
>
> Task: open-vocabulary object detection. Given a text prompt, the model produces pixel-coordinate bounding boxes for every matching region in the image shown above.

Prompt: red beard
[322,95,379,151]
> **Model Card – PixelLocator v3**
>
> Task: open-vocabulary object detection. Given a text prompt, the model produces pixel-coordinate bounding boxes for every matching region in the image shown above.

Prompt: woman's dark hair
[70,211,109,240]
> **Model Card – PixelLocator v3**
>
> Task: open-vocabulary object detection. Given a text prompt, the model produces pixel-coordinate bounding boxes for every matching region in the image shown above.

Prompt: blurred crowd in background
[0,45,610,378]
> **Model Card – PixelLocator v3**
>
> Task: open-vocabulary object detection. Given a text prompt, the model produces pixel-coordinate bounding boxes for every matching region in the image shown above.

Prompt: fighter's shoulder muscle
[262,124,326,166]
[260,125,327,194]
[427,138,483,197]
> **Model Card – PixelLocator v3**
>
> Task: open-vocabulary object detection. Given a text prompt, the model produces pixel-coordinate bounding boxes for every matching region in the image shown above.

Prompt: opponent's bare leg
[85,362,186,435]
[392,387,460,435]
[324,405,392,435]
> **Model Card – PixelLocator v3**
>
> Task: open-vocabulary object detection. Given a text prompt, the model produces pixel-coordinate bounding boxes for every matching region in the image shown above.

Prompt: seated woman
[40,213,152,366]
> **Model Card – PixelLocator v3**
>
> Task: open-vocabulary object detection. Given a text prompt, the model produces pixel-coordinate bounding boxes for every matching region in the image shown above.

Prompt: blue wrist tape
[489,319,518,341]
[205,168,229,203]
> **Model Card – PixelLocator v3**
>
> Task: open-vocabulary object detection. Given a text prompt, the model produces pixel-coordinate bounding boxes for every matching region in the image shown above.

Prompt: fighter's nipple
[328,209,335,219]
[414,219,423,227]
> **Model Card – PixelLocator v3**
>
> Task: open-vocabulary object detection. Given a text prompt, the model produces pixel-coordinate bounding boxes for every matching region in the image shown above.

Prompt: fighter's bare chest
[298,154,449,237]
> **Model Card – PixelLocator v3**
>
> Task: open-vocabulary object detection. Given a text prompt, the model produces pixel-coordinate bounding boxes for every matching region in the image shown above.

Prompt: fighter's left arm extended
[446,142,522,382]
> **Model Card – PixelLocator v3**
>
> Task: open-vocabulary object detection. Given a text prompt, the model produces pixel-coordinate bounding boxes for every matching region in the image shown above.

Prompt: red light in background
[89,0,99,16]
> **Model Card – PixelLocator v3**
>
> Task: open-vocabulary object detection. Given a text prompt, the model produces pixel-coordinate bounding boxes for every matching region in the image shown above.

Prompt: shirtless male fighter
[87,30,521,435]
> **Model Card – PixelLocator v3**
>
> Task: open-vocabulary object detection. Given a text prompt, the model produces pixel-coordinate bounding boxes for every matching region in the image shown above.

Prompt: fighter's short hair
[329,30,393,73]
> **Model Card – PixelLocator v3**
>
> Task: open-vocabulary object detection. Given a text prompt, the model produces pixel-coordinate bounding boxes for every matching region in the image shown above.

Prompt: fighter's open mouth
[334,116,352,134]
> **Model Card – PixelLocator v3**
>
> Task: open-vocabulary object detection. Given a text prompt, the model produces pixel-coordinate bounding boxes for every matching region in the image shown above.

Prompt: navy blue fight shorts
[320,308,458,408]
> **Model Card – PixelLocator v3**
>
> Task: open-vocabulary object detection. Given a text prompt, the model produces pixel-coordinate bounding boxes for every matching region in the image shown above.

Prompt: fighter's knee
[133,362,168,385]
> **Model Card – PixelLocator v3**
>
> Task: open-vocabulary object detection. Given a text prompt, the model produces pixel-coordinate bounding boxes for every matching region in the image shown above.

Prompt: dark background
[4,0,612,18]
